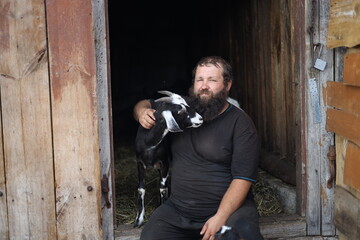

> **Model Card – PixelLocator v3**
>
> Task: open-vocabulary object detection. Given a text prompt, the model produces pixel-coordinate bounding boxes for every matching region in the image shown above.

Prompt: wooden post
[93,0,116,239]
[0,0,56,239]
[305,0,336,236]
[46,0,103,239]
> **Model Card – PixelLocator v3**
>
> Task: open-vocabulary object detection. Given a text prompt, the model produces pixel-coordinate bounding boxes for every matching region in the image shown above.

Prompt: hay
[114,144,283,225]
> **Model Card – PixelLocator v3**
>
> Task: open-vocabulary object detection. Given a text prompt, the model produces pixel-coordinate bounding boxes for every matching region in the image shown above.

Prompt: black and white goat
[134,90,203,227]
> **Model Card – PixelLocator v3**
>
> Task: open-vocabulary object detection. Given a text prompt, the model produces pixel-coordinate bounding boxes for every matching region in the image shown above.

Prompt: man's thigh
[226,199,264,240]
[140,203,203,240]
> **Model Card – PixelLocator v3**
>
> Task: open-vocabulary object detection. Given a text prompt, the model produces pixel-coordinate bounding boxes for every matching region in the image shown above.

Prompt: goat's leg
[134,160,146,228]
[158,160,170,204]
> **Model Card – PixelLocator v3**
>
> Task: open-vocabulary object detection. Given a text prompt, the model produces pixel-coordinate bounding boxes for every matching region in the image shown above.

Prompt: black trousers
[140,199,264,240]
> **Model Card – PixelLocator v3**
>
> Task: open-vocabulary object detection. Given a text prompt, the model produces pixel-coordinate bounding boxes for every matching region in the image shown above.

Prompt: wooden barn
[0,0,359,239]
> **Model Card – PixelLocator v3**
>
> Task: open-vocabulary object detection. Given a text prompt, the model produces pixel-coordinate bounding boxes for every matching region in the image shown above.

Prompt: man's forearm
[216,179,252,221]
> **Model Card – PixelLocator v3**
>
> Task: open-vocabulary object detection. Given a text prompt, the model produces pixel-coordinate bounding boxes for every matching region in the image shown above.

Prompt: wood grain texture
[326,108,360,146]
[46,0,103,239]
[343,49,360,86]
[327,0,360,49]
[93,0,115,239]
[334,186,360,240]
[324,81,360,114]
[343,142,360,191]
[0,0,56,239]
[0,91,8,240]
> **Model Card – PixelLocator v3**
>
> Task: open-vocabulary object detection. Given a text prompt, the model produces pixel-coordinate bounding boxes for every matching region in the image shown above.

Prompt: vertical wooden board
[343,49,360,87]
[46,0,102,239]
[335,135,360,199]
[343,142,360,192]
[327,0,360,49]
[0,92,8,240]
[269,0,282,154]
[319,0,336,235]
[0,1,56,239]
[334,186,360,240]
[292,0,307,216]
[305,0,321,235]
[93,0,115,238]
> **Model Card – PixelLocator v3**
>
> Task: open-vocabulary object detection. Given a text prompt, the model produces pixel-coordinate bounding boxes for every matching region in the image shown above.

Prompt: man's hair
[192,56,234,84]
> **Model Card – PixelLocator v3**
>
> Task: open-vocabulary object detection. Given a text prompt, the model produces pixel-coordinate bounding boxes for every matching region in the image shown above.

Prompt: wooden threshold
[260,214,306,239]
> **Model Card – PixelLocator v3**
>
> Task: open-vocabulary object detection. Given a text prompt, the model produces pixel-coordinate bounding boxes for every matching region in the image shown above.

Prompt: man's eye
[196,79,203,82]
[210,79,217,82]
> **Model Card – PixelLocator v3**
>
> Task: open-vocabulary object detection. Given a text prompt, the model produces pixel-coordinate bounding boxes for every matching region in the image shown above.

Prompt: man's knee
[234,218,263,240]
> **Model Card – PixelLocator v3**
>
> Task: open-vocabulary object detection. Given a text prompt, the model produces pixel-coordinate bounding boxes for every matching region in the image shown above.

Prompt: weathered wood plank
[326,108,360,146]
[318,1,336,236]
[334,186,360,240]
[93,0,115,239]
[46,0,103,239]
[335,135,360,199]
[0,0,56,239]
[324,81,360,114]
[327,0,360,49]
[343,49,360,86]
[0,91,8,240]
[343,141,360,192]
[305,0,322,235]
[259,214,306,239]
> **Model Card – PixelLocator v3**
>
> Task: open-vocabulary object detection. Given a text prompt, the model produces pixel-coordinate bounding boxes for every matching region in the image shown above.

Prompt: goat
[134,90,203,227]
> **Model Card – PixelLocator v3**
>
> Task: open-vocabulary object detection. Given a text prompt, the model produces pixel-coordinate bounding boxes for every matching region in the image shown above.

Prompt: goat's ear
[162,110,183,132]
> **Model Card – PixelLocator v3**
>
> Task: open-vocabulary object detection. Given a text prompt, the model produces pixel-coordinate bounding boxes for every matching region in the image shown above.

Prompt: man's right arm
[133,99,156,129]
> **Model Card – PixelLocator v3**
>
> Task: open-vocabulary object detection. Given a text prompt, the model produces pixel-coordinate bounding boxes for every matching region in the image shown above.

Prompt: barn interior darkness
[108,0,298,190]
[108,0,241,146]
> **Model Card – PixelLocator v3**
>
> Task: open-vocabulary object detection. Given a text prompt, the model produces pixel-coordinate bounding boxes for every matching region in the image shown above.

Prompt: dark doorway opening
[108,0,299,231]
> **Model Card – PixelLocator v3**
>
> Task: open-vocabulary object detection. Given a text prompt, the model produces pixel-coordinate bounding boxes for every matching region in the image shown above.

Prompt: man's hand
[200,214,226,240]
[138,108,156,129]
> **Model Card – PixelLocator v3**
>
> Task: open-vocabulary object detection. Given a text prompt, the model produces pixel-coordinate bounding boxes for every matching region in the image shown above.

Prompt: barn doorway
[108,0,303,234]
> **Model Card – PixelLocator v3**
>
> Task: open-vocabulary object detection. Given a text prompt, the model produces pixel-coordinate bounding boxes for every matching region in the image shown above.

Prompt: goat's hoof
[133,220,144,228]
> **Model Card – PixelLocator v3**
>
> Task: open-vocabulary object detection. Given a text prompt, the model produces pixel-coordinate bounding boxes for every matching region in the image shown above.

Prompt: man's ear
[226,80,232,91]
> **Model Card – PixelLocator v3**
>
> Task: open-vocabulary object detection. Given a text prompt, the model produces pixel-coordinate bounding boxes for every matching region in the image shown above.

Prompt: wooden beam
[324,81,360,114]
[326,108,360,146]
[46,0,102,239]
[327,0,360,49]
[343,49,360,86]
[0,0,56,239]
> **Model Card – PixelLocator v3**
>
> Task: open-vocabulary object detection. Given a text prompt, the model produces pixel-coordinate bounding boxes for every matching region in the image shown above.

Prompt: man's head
[188,56,234,122]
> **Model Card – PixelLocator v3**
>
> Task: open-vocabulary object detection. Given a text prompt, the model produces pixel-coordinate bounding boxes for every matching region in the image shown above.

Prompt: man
[133,56,264,240]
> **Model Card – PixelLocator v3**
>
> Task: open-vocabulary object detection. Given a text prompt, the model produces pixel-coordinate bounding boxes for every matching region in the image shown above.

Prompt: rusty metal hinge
[101,174,111,208]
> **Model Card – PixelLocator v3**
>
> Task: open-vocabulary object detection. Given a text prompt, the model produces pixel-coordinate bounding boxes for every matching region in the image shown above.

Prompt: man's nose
[200,80,209,90]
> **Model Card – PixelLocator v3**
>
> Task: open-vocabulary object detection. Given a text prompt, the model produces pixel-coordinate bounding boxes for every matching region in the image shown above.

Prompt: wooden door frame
[95,1,339,239]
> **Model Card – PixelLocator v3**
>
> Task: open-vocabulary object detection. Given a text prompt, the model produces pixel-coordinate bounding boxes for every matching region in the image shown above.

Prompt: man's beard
[187,86,229,122]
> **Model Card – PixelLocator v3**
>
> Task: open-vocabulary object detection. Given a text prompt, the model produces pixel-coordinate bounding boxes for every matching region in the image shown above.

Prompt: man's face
[193,65,231,102]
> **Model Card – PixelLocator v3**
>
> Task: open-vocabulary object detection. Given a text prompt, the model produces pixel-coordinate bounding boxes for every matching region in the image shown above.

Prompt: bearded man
[133,56,264,240]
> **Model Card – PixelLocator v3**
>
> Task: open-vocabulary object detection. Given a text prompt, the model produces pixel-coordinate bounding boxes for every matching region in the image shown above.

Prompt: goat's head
[155,90,203,132]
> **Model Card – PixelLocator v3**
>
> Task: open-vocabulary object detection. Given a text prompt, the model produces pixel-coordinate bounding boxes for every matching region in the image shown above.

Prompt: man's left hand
[200,215,226,240]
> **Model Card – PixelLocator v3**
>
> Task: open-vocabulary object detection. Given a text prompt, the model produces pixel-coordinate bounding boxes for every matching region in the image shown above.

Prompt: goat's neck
[144,122,169,148]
